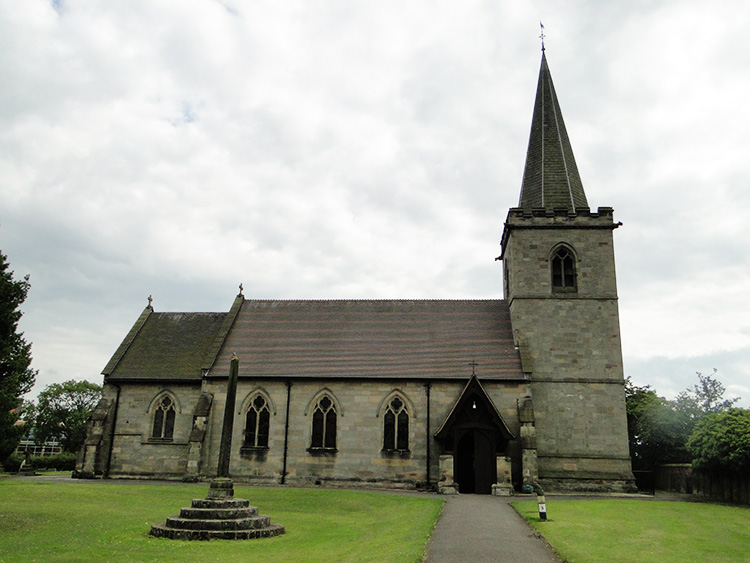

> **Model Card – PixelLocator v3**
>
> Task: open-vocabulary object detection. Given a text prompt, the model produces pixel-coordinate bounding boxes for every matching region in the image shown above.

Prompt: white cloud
[1,0,749,407]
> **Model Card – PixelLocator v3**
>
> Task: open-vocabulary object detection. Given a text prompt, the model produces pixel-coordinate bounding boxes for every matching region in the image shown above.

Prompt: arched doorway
[455,429,494,494]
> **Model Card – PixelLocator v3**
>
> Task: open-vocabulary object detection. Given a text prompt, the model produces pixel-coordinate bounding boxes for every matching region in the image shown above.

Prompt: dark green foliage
[2,451,77,472]
[687,408,750,474]
[625,371,740,469]
[635,396,694,466]
[625,378,661,469]
[0,250,37,462]
[33,380,102,453]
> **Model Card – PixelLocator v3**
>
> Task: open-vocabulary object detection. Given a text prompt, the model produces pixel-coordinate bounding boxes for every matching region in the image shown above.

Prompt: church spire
[518,53,588,211]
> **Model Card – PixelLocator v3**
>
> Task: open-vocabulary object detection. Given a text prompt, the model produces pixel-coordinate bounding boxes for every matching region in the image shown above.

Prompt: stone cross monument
[150,354,285,540]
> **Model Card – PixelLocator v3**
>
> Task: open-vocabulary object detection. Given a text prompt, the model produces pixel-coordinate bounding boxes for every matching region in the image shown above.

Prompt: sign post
[534,482,547,521]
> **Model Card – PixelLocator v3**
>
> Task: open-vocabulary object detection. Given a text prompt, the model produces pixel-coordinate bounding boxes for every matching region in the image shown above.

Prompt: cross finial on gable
[468,360,478,376]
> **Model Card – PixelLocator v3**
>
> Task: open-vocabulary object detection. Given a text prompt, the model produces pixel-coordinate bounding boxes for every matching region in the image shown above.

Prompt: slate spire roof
[518,52,588,211]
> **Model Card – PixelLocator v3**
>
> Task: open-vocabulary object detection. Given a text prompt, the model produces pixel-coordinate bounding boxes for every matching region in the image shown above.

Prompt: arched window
[152,395,176,440]
[383,396,409,452]
[244,394,270,449]
[311,395,337,450]
[551,245,577,292]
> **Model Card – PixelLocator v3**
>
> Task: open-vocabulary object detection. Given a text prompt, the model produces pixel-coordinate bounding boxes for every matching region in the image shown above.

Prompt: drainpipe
[425,381,431,488]
[104,384,121,478]
[281,380,292,484]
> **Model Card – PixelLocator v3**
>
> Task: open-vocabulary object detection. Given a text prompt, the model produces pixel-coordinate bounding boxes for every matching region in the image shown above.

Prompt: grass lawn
[0,479,443,562]
[513,499,750,563]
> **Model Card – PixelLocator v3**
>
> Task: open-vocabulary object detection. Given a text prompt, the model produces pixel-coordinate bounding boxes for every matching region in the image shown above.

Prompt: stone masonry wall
[503,212,635,491]
[100,377,528,488]
[200,378,527,489]
[106,382,202,478]
[503,212,619,301]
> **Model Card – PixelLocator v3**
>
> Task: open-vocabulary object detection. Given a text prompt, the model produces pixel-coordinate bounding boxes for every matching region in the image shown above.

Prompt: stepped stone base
[149,480,285,540]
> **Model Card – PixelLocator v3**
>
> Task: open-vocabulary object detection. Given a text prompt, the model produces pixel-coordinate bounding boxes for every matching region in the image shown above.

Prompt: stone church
[77,53,636,493]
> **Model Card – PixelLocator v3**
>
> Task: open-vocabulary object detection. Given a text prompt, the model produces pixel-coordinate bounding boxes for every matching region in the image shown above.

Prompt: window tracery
[244,394,270,449]
[152,395,176,440]
[383,396,409,452]
[310,395,337,450]
[551,245,577,291]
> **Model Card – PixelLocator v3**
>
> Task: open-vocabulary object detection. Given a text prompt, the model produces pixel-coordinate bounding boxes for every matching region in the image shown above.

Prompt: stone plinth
[150,497,284,540]
[150,498,284,540]
[149,477,284,540]
[437,454,458,494]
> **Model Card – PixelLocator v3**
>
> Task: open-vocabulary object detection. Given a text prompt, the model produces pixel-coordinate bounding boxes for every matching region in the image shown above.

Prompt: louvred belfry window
[383,397,409,452]
[152,396,176,440]
[311,395,337,449]
[551,246,577,291]
[244,395,270,449]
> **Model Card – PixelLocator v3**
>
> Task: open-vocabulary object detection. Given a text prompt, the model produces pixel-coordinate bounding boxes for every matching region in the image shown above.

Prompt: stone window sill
[144,438,186,445]
[240,446,269,453]
[381,449,411,458]
[552,286,577,294]
[307,447,337,456]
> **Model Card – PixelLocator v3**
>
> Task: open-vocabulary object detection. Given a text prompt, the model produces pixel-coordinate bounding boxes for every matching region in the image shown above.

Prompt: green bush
[1,451,77,473]
[687,408,750,473]
[2,453,23,472]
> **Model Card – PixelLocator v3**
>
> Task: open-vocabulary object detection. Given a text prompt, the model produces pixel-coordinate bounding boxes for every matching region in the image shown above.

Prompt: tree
[687,408,750,474]
[625,377,662,469]
[34,380,102,453]
[0,250,37,462]
[676,369,739,415]
[625,371,740,469]
[636,397,695,466]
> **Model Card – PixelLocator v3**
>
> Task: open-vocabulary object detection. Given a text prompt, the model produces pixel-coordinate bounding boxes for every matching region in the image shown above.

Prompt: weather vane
[540,21,545,51]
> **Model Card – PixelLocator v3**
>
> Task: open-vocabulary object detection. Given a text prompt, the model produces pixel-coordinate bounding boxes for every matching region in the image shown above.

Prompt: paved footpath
[424,494,561,563]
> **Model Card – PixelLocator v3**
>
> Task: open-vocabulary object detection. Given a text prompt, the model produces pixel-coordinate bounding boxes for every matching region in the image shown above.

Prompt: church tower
[500,52,635,491]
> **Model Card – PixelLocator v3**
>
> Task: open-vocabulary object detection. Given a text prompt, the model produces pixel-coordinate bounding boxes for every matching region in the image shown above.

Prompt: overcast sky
[2,0,748,407]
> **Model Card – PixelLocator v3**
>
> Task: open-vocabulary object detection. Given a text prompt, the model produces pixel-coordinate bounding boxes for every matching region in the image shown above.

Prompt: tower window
[152,395,176,440]
[551,246,577,292]
[310,395,337,450]
[383,397,409,452]
[244,394,270,449]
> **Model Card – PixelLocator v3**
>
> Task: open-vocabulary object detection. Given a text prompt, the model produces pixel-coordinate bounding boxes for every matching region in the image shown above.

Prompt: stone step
[180,506,258,519]
[150,523,285,541]
[190,498,250,509]
[165,515,271,531]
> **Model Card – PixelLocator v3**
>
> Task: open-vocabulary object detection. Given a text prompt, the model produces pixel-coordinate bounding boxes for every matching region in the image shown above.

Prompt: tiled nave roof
[209,299,524,381]
[104,299,524,382]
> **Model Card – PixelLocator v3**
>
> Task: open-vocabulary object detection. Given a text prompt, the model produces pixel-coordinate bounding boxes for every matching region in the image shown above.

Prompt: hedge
[1,451,77,472]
